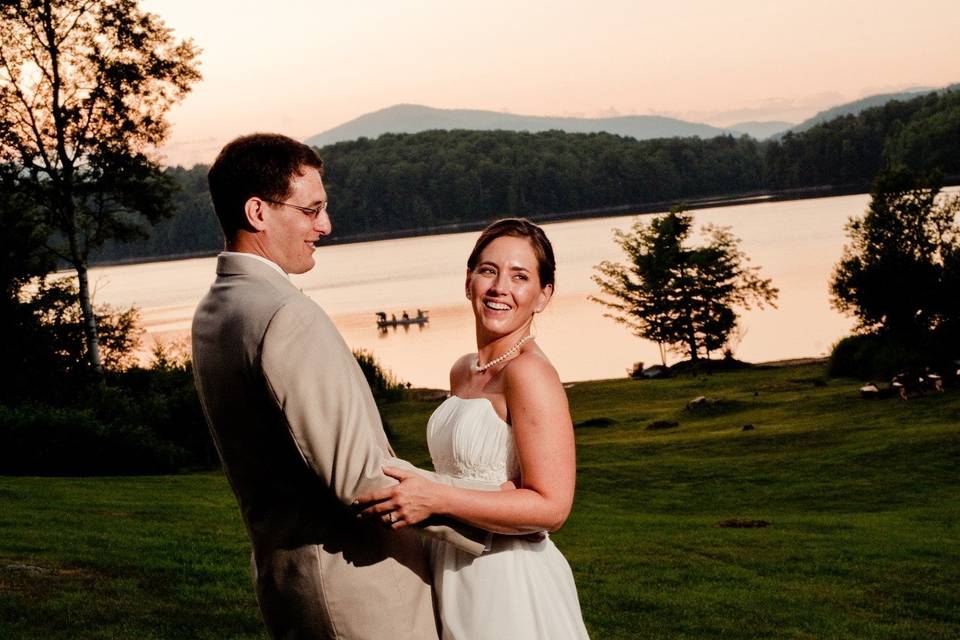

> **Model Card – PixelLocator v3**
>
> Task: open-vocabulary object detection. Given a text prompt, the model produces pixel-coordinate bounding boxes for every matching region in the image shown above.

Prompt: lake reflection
[82,190,947,389]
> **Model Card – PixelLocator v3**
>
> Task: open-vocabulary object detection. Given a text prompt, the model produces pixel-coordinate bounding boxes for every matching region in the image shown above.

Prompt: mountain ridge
[306,84,959,147]
[782,84,960,135]
[305,104,750,147]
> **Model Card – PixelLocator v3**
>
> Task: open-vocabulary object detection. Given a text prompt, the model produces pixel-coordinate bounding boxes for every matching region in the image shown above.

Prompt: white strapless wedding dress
[427,396,590,640]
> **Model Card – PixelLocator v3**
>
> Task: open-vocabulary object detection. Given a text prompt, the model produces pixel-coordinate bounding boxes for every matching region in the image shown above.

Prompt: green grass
[2,363,958,638]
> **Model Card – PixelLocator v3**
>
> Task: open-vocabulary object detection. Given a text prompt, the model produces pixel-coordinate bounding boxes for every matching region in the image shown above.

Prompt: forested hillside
[320,131,765,236]
[765,89,960,188]
[93,89,960,263]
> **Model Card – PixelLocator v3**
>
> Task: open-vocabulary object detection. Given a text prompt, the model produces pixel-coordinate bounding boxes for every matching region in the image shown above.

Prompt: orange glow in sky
[141,0,960,167]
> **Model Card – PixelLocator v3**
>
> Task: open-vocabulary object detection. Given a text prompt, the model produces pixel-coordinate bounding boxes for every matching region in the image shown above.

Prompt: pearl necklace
[474,335,535,373]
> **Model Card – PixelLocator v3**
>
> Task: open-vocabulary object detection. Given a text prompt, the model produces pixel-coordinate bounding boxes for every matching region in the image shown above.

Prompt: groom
[191,134,488,639]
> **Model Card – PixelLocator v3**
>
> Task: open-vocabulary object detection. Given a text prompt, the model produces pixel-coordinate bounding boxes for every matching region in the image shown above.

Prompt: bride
[357,218,590,639]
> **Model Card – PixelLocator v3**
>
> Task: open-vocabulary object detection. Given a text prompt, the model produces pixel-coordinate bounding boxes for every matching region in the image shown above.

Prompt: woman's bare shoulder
[449,353,477,388]
[501,347,571,428]
[502,347,561,392]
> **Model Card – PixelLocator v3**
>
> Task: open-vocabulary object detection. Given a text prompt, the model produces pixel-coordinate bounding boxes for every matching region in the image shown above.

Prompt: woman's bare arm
[356,353,576,534]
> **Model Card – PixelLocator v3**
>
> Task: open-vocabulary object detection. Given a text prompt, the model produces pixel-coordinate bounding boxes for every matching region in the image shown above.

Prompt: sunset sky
[141,0,960,167]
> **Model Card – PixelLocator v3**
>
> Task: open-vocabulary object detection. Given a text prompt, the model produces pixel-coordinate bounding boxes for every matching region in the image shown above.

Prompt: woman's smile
[483,299,512,312]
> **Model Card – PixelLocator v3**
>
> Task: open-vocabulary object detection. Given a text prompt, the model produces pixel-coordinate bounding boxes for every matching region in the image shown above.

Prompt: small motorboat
[376,309,429,328]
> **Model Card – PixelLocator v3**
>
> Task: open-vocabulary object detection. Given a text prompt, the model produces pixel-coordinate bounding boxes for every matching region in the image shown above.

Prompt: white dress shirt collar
[219,251,289,279]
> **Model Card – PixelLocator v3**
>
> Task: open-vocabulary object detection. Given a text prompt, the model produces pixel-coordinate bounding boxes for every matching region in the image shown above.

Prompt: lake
[83,191,936,388]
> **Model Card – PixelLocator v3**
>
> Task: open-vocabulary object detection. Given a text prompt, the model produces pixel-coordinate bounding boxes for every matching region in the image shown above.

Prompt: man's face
[262,167,330,274]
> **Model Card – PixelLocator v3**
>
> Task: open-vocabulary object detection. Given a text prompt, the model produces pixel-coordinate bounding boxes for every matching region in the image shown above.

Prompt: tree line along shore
[84,183,921,268]
[93,87,960,264]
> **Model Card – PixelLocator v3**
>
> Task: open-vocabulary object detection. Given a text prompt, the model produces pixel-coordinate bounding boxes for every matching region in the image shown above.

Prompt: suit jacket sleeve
[260,298,490,555]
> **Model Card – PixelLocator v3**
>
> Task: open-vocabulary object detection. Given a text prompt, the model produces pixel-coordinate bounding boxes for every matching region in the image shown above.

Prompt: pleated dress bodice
[427,396,519,485]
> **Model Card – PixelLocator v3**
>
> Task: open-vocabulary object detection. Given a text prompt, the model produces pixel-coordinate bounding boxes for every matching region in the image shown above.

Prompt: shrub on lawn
[828,332,958,379]
[0,354,212,475]
[0,342,408,475]
[0,403,185,475]
[353,349,408,402]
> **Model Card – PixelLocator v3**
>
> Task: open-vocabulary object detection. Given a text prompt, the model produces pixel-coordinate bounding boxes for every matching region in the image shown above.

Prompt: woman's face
[466,235,553,339]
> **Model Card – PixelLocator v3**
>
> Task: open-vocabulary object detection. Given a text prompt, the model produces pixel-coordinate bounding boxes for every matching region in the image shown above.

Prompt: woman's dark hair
[467,218,556,289]
[207,133,324,240]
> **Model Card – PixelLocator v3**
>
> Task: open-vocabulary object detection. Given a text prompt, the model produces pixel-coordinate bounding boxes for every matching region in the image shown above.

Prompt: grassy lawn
[2,362,958,638]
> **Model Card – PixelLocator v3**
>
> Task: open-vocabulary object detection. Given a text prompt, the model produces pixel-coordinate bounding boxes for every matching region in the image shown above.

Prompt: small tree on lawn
[591,208,778,365]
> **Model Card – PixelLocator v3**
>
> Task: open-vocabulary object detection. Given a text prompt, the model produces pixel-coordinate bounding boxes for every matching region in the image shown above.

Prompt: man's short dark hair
[207,133,324,240]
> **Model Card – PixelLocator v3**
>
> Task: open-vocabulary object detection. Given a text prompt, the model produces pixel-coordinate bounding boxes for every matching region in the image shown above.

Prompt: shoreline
[367,356,836,397]
[80,181,960,269]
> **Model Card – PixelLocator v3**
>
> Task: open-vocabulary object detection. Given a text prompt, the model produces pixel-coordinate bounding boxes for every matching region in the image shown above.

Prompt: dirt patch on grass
[683,398,749,416]
[789,376,829,387]
[716,518,771,528]
[0,559,103,596]
[646,420,679,431]
[3,562,51,575]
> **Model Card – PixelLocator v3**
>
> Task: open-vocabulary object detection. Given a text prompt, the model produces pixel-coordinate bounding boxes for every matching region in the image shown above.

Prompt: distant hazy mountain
[785,84,959,135]
[727,121,794,139]
[305,104,737,147]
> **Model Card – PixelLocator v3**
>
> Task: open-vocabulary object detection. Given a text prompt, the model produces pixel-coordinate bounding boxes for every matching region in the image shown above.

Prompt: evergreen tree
[591,209,778,364]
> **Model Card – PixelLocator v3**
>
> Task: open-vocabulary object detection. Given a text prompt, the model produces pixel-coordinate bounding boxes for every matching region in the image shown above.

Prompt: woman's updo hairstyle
[467,218,556,289]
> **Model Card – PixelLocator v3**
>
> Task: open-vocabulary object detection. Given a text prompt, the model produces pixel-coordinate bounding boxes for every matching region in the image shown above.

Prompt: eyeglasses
[263,199,328,219]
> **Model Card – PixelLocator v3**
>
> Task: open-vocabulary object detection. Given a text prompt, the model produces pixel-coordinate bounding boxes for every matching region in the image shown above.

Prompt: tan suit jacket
[191,254,486,639]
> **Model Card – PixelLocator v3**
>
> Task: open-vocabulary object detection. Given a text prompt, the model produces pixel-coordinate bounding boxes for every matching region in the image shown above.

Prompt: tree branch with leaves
[0,0,200,374]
